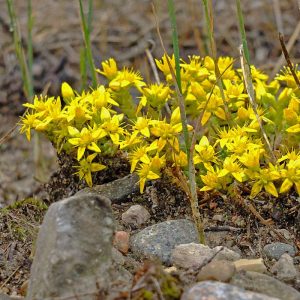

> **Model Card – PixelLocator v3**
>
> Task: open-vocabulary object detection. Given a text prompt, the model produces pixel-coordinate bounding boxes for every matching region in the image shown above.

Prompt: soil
[0,0,300,297]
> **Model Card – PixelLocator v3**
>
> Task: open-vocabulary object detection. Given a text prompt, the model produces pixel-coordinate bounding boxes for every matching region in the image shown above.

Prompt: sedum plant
[20,55,300,199]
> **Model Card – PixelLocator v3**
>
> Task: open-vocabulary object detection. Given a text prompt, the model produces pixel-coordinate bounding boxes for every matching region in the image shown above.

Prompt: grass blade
[236,0,250,64]
[6,0,33,99]
[167,0,181,93]
[156,3,205,244]
[27,0,33,84]
[79,0,97,88]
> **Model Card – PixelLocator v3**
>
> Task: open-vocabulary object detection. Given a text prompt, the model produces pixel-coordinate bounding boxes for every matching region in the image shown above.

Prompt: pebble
[271,253,298,283]
[171,243,240,269]
[196,260,236,283]
[113,231,130,254]
[121,204,150,227]
[213,246,241,261]
[181,281,280,300]
[234,258,267,273]
[230,271,300,300]
[130,219,198,265]
[171,243,213,269]
[263,242,296,260]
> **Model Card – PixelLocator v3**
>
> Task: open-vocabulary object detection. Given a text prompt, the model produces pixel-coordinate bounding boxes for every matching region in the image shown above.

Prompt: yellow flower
[88,85,119,110]
[239,148,263,170]
[200,168,228,191]
[68,126,105,160]
[155,54,175,77]
[96,58,118,80]
[109,68,145,91]
[119,131,142,150]
[100,107,124,144]
[64,97,91,123]
[19,112,45,140]
[61,82,75,103]
[181,56,209,81]
[74,153,106,187]
[249,165,280,198]
[173,150,188,167]
[217,126,246,148]
[137,163,160,193]
[133,117,151,137]
[138,83,171,113]
[150,107,184,142]
[217,57,236,80]
[129,142,158,173]
[194,136,217,169]
[223,80,247,105]
[198,91,226,125]
[218,156,245,182]
[279,158,300,195]
[276,65,300,88]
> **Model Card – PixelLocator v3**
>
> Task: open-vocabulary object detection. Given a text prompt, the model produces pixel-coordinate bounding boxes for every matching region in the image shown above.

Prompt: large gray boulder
[26,193,115,300]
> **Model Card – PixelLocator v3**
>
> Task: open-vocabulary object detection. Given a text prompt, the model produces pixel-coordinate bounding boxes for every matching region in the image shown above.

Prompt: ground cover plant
[19,54,300,209]
[17,0,300,244]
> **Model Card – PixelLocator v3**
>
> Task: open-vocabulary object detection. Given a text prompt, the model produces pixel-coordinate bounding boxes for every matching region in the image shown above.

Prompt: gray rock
[271,253,298,283]
[26,193,115,300]
[181,281,280,300]
[263,242,296,260]
[130,219,198,265]
[213,246,241,261]
[112,247,125,266]
[172,243,213,269]
[171,243,240,269]
[196,260,236,283]
[77,173,139,203]
[230,271,300,300]
[121,204,150,227]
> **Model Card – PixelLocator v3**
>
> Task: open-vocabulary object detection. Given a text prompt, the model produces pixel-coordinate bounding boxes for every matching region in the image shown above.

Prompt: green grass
[78,0,98,89]
[166,0,205,244]
[6,0,34,99]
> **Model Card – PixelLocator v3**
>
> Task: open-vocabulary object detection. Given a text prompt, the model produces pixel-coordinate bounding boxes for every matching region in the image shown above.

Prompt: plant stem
[6,0,33,99]
[79,0,97,88]
[165,1,205,244]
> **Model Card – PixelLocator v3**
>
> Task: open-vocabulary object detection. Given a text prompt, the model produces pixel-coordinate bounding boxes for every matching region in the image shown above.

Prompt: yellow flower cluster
[20,55,300,198]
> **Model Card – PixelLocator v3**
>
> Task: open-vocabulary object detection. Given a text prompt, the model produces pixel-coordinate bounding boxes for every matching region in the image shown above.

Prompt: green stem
[79,0,97,88]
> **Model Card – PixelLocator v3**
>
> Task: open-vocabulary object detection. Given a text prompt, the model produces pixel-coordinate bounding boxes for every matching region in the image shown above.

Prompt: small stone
[171,243,213,269]
[274,229,292,240]
[234,258,267,273]
[130,219,198,265]
[230,271,300,300]
[263,242,296,260]
[181,281,280,300]
[212,214,224,222]
[113,231,130,255]
[197,260,236,283]
[213,246,241,262]
[77,173,139,203]
[121,204,150,227]
[271,253,298,283]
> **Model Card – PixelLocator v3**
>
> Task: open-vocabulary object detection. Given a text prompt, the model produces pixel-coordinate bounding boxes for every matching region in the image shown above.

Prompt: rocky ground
[0,0,300,299]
